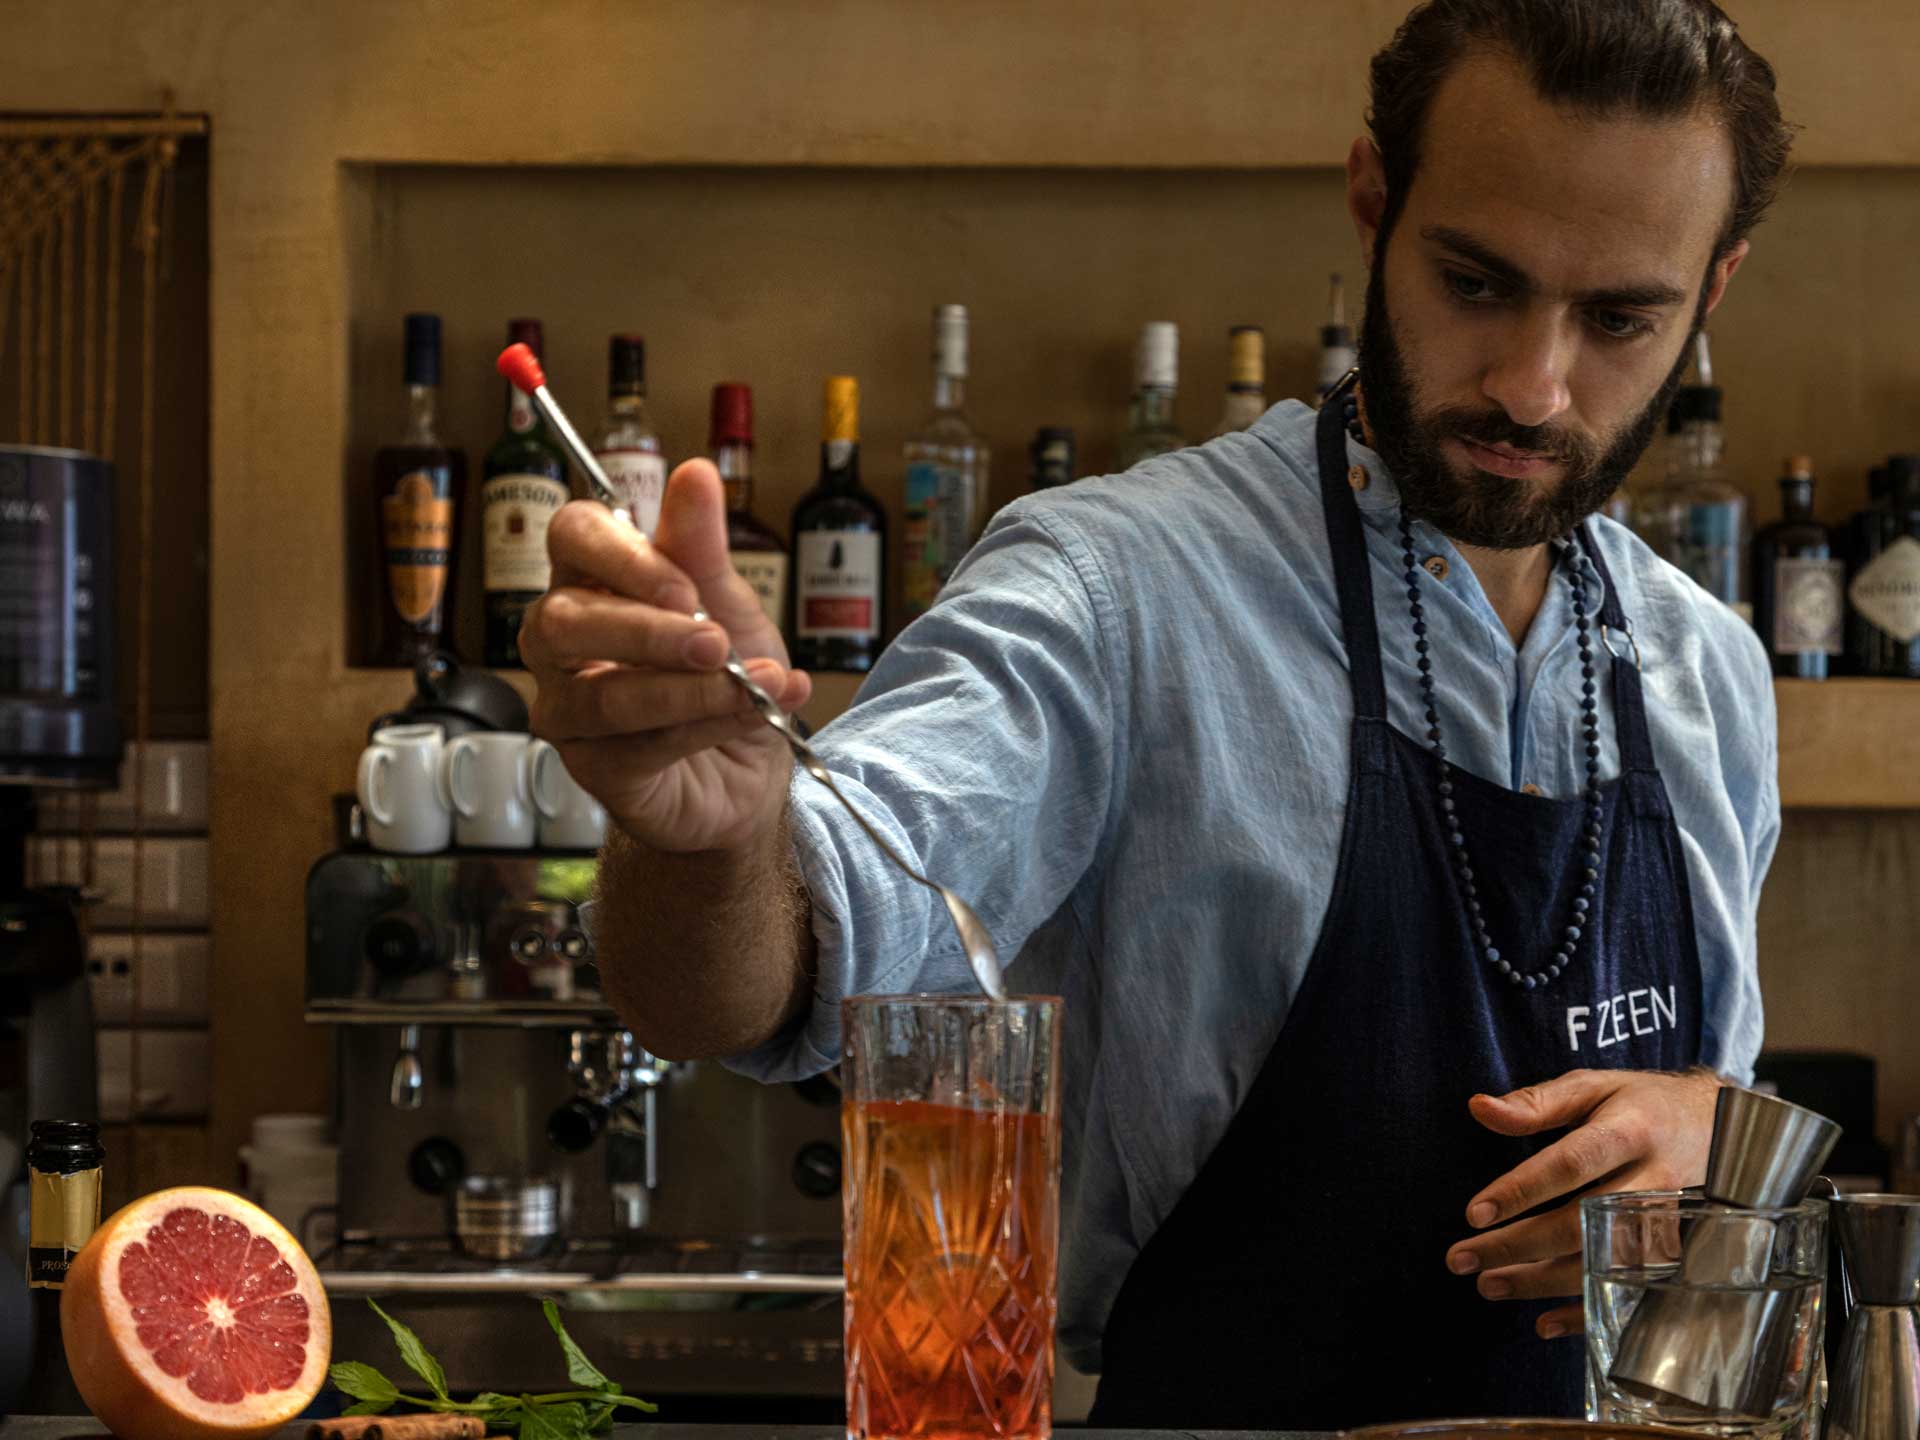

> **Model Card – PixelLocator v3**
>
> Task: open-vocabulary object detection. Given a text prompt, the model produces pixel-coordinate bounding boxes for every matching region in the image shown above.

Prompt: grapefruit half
[61,1186,332,1440]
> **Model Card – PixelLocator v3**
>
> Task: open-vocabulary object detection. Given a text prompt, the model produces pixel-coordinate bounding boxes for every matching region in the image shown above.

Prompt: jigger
[1607,1087,1841,1420]
[1825,1193,1920,1440]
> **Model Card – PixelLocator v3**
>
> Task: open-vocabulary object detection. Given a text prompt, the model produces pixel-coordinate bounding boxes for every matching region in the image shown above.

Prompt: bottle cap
[1136,321,1178,389]
[933,304,969,379]
[403,313,441,387]
[1228,326,1265,390]
[608,334,646,393]
[507,317,544,358]
[1784,455,1814,479]
[823,376,860,444]
[710,382,754,448]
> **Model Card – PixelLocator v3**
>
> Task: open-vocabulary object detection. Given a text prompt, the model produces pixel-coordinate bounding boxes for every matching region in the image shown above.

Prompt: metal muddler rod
[493,344,1007,1002]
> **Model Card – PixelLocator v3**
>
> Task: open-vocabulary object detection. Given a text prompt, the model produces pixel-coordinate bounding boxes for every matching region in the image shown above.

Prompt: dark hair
[1368,0,1793,257]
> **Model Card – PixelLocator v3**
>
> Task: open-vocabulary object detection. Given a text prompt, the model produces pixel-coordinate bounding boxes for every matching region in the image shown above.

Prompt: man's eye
[1592,309,1653,340]
[1444,270,1498,303]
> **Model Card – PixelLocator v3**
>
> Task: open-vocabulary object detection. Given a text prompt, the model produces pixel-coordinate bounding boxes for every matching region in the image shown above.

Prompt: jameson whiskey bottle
[23,1118,104,1414]
[367,313,464,666]
[711,383,787,632]
[482,318,569,668]
[790,376,885,672]
[592,335,667,534]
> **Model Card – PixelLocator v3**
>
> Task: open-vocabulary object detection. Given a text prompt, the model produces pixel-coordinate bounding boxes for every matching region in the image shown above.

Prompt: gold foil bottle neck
[1228,326,1266,389]
[823,376,860,445]
[26,1164,102,1288]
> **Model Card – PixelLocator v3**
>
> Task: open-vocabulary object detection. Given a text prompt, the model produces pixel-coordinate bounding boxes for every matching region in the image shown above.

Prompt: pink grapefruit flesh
[62,1186,332,1440]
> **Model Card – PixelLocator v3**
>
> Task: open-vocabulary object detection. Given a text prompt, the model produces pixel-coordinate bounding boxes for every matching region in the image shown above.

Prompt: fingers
[547,499,701,613]
[1448,1203,1581,1277]
[1537,1304,1585,1340]
[1470,1069,1622,1138]
[550,712,776,781]
[533,658,805,742]
[1474,1254,1583,1303]
[1463,1117,1639,1228]
[521,586,731,675]
[655,459,780,637]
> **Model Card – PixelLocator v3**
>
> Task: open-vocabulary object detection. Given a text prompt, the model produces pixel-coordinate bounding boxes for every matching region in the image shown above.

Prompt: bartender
[524,0,1787,1425]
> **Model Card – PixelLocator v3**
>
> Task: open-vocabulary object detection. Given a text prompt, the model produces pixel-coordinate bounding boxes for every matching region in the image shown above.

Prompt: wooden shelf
[1778,678,1920,809]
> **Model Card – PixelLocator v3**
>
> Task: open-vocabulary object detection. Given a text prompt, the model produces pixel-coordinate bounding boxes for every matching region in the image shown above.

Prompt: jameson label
[381,469,455,624]
[597,449,667,535]
[1772,557,1844,656]
[730,549,788,630]
[27,1164,101,1288]
[1849,535,1920,644]
[482,473,570,594]
[796,531,880,640]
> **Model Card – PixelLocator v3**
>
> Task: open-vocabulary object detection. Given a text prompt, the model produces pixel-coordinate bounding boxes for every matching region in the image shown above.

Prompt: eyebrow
[1419,224,1691,310]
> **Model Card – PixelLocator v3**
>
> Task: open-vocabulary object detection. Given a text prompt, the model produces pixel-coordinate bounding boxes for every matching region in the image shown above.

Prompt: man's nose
[1481,311,1573,430]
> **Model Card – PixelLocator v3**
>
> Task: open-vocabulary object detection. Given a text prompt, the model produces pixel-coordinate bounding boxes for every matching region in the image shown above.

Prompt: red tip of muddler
[496,342,546,393]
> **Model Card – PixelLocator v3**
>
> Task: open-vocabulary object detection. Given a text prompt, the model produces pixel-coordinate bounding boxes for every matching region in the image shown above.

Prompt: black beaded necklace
[1341,383,1607,992]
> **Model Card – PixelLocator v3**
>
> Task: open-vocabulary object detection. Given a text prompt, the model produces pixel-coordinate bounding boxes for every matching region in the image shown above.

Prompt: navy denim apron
[1089,392,1705,1429]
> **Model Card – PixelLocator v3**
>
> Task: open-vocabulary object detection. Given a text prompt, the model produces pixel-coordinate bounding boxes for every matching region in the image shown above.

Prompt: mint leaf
[542,1299,614,1391]
[366,1298,450,1400]
[330,1360,400,1406]
[518,1397,590,1440]
[584,1400,618,1432]
[342,1399,393,1417]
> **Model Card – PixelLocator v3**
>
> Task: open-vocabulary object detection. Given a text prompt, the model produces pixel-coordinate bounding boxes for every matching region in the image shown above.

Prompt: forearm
[592,805,817,1060]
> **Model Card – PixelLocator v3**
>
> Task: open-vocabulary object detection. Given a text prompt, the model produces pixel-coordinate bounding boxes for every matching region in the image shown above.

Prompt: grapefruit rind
[62,1186,332,1440]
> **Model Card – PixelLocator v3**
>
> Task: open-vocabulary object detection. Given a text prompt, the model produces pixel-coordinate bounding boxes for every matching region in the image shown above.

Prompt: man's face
[1351,50,1746,549]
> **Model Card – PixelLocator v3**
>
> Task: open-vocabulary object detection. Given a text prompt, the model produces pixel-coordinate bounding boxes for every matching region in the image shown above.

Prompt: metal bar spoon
[496,343,1006,1001]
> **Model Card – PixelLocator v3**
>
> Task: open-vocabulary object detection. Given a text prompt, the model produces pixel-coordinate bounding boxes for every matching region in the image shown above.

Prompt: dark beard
[1357,260,1693,550]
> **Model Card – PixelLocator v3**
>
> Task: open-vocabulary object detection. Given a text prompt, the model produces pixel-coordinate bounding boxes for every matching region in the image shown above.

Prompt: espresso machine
[306,842,846,1412]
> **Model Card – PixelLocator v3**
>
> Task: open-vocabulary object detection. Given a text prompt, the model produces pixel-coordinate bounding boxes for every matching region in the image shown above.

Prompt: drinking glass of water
[1583,1190,1829,1440]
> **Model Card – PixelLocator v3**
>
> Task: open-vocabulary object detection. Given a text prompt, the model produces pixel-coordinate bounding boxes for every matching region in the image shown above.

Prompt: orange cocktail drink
[841,996,1062,1440]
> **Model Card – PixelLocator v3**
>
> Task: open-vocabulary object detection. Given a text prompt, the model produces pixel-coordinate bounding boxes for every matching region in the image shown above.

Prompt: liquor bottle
[1317,274,1357,399]
[712,383,787,632]
[482,318,570,668]
[790,377,885,672]
[22,1118,104,1413]
[1029,427,1076,490]
[592,334,667,534]
[366,312,464,667]
[1751,456,1843,679]
[1117,321,1184,470]
[901,304,991,625]
[1211,326,1268,437]
[1632,333,1747,614]
[1845,454,1920,678]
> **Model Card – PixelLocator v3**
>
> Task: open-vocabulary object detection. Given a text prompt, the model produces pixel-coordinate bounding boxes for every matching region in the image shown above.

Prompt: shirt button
[1521,782,1544,797]
[1348,464,1368,491]
[1423,555,1450,581]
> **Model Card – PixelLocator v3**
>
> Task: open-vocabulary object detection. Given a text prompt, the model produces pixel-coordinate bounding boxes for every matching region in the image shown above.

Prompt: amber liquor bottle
[366,313,465,666]
[482,318,570,668]
[790,376,886,672]
[711,383,787,632]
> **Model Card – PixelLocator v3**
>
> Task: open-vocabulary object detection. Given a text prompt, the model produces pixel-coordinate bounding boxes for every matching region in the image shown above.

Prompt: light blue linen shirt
[723,399,1779,1373]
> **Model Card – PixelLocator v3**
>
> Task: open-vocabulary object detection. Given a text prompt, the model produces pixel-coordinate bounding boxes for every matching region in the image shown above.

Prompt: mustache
[1430,406,1595,467]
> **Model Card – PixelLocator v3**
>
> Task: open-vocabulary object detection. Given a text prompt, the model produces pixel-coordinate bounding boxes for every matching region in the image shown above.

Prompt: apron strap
[1579,521,1659,777]
[1315,389,1388,723]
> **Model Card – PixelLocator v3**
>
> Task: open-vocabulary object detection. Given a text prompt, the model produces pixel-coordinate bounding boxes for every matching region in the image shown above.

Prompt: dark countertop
[1,1425,1329,1440]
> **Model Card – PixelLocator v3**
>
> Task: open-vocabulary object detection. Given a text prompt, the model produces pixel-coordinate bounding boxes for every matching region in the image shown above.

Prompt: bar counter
[0,1425,1329,1440]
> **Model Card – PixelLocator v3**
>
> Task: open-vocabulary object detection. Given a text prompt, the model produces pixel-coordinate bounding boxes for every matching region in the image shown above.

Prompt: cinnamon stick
[307,1416,487,1440]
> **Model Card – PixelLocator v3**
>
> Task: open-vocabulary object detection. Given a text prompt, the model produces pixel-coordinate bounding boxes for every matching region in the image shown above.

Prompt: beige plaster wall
[6,0,1920,1173]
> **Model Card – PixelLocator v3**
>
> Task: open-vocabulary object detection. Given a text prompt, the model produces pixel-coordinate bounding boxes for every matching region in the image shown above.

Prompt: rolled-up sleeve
[725,503,1122,1082]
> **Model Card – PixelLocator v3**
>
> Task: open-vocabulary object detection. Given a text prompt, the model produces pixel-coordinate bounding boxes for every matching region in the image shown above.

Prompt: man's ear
[1702,238,1749,317]
[1347,136,1390,268]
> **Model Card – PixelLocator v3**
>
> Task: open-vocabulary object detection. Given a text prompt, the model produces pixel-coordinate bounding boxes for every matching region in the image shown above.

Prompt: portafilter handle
[389,1023,424,1110]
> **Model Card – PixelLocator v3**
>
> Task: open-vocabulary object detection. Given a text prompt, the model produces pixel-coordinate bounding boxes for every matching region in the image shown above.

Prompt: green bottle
[482,317,570,668]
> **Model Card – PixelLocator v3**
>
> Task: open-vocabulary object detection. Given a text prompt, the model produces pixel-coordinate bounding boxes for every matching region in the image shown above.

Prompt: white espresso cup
[442,732,537,849]
[529,740,607,851]
[356,723,451,854]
